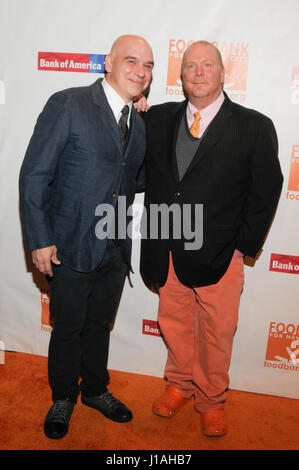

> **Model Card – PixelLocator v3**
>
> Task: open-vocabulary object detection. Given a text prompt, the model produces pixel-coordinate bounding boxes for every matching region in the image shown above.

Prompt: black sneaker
[44,398,75,439]
[81,391,132,423]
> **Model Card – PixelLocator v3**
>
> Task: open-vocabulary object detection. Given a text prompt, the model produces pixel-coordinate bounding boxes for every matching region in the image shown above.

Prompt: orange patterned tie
[189,112,201,137]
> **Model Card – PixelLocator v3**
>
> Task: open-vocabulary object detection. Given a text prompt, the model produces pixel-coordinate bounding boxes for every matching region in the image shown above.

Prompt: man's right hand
[31,245,61,277]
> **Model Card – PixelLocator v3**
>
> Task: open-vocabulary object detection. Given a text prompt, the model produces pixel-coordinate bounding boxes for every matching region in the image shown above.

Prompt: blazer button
[112,192,117,198]
[122,161,126,166]
[174,192,181,197]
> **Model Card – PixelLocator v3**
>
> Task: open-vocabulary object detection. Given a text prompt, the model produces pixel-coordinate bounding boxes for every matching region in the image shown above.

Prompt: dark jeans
[47,240,128,403]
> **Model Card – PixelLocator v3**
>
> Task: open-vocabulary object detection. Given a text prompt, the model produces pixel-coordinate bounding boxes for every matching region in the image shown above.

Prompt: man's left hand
[133,94,150,113]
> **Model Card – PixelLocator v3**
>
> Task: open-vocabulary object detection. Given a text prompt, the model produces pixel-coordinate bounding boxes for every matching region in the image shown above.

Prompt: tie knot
[121,105,129,116]
[193,112,201,122]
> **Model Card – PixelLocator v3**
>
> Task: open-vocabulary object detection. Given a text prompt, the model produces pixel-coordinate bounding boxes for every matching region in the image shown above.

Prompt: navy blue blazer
[19,78,146,272]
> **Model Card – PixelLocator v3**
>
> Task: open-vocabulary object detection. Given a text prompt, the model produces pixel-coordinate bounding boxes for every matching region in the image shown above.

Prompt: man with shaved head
[19,34,154,439]
[140,40,283,436]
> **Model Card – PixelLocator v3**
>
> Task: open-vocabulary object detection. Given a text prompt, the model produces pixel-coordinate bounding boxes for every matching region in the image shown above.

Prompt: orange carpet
[0,351,298,451]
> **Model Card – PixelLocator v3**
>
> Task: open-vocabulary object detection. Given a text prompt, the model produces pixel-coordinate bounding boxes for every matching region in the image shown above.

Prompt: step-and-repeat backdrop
[1,0,298,398]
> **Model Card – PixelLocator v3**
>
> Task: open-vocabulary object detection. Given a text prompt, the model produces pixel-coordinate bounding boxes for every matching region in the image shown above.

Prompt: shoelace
[52,399,73,422]
[100,391,121,408]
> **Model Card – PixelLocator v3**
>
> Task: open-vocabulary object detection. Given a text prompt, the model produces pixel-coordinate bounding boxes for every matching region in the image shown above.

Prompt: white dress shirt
[101,77,133,128]
[186,91,225,138]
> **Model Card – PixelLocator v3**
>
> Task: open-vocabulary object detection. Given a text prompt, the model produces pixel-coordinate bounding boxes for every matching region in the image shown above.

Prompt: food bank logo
[166,39,249,102]
[291,66,299,88]
[291,66,299,104]
[269,254,299,274]
[38,52,106,73]
[41,289,52,332]
[286,145,299,200]
[264,321,299,372]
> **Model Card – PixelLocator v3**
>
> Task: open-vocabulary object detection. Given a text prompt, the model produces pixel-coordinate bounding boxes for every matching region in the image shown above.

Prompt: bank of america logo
[269,254,299,274]
[38,52,106,73]
[142,319,161,337]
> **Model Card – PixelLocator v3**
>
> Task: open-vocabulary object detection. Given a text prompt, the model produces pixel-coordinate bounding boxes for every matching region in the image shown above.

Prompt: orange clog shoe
[152,384,188,418]
[200,408,227,437]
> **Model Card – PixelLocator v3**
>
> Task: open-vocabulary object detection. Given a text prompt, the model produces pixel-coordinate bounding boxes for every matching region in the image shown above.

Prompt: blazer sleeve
[135,162,145,192]
[19,92,70,251]
[235,117,283,257]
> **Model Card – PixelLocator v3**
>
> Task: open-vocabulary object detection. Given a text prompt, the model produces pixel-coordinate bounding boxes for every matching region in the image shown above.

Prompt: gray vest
[176,114,202,181]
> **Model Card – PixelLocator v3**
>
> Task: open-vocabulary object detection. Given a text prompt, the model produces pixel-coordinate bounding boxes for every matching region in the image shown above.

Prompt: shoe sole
[202,431,227,438]
[152,407,177,418]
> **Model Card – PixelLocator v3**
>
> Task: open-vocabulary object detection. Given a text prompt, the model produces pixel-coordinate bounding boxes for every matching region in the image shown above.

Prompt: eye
[126,58,136,65]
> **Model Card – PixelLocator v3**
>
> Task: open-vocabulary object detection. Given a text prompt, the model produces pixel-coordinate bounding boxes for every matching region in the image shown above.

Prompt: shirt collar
[187,91,225,122]
[101,77,133,125]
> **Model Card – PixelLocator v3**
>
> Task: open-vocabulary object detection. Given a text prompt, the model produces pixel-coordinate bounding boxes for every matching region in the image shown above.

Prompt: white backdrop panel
[0,0,298,399]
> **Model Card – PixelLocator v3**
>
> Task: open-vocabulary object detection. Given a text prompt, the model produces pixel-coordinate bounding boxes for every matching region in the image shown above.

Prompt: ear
[105,53,113,73]
[221,66,225,85]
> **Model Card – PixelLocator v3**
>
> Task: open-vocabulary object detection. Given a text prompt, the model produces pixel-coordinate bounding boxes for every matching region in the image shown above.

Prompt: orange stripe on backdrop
[0,352,299,451]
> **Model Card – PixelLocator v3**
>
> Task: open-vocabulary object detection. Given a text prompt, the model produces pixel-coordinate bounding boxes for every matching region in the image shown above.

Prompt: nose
[135,62,146,78]
[194,63,204,76]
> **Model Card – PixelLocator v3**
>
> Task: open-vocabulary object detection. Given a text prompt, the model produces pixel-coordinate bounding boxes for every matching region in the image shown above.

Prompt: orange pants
[157,251,244,412]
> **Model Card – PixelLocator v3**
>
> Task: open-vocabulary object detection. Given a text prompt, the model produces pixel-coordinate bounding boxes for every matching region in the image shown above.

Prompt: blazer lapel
[123,107,136,158]
[182,95,232,179]
[90,78,123,155]
[170,100,188,183]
